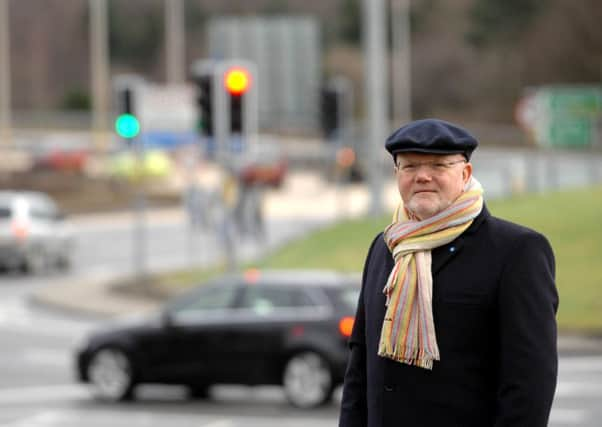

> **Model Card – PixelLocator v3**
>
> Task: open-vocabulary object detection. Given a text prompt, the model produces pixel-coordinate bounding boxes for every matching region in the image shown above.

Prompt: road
[0,205,328,287]
[0,294,601,426]
[0,211,341,426]
[1,165,602,426]
[0,278,340,427]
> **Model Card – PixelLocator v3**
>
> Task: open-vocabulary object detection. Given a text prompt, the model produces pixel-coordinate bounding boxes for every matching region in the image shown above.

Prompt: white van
[0,191,73,273]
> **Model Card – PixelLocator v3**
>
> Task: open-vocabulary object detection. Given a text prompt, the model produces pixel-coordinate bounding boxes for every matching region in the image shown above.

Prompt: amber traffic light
[224,67,251,95]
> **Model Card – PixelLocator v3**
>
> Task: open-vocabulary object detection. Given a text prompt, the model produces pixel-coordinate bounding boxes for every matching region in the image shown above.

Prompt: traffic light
[115,87,140,140]
[195,74,214,137]
[320,86,340,140]
[224,67,251,133]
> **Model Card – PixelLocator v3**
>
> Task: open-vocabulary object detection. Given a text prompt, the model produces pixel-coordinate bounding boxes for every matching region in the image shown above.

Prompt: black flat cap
[385,118,478,160]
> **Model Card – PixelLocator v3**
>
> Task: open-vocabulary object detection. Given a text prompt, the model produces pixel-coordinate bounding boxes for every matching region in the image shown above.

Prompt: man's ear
[462,162,473,185]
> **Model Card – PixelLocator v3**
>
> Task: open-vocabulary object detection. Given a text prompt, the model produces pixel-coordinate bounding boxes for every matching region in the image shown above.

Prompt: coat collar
[431,204,490,274]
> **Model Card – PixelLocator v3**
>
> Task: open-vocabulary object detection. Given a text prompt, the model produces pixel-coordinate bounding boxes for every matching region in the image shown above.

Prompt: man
[339,119,558,427]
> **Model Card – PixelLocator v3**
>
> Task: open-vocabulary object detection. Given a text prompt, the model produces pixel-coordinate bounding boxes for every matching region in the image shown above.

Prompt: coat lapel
[431,205,490,275]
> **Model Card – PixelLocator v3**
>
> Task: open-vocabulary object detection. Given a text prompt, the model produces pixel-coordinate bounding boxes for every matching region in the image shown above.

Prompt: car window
[0,207,11,218]
[330,287,361,311]
[168,284,238,315]
[240,286,317,315]
[28,198,58,221]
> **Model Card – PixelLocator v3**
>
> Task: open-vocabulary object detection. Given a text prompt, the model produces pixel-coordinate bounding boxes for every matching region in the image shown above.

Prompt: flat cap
[385,118,478,160]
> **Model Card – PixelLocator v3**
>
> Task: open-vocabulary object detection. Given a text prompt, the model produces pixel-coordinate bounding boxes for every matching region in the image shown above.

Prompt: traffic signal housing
[115,86,140,141]
[195,73,214,137]
[224,67,252,133]
[320,86,341,140]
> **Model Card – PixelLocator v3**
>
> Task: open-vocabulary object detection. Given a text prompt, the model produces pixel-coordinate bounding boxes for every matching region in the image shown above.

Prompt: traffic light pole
[114,76,151,294]
[132,134,150,294]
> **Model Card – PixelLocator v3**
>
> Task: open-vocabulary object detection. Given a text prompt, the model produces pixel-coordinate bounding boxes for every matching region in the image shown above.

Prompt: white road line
[0,384,89,405]
[0,410,71,427]
[549,408,588,425]
[559,356,602,372]
[201,420,235,427]
[556,381,602,397]
[0,299,95,339]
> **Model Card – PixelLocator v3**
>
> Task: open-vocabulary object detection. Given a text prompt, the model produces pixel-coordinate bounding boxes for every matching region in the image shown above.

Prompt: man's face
[394,152,472,220]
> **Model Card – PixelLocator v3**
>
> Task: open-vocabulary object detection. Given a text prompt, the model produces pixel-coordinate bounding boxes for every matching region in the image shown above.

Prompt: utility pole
[0,0,12,147]
[363,0,389,216]
[89,0,110,151]
[165,0,186,84]
[391,0,412,124]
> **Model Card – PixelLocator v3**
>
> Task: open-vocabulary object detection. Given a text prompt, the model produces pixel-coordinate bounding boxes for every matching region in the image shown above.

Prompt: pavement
[29,171,602,355]
[31,172,398,317]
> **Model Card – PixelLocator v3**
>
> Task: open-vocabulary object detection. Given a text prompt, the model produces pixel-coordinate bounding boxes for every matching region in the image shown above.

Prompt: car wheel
[22,246,48,275]
[87,348,135,402]
[282,351,333,408]
[55,253,71,271]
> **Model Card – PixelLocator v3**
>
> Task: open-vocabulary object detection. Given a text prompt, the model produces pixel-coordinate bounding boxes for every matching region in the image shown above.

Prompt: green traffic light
[115,114,140,138]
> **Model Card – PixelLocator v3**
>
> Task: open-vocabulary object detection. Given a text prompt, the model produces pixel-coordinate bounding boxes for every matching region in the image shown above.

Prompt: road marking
[559,356,602,372]
[549,408,587,425]
[0,299,95,339]
[0,384,89,405]
[0,410,70,427]
[556,381,602,397]
[201,420,234,427]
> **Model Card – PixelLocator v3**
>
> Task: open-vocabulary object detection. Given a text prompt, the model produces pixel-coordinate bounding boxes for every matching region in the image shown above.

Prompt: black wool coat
[339,205,558,427]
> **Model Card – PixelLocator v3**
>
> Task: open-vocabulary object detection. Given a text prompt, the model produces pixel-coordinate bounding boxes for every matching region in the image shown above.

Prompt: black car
[75,270,360,408]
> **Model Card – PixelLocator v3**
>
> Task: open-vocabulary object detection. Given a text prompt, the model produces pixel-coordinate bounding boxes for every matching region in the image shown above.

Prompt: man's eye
[433,163,448,170]
[401,165,417,171]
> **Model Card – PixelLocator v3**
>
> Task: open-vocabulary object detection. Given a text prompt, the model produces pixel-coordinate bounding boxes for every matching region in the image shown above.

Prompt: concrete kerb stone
[30,274,161,319]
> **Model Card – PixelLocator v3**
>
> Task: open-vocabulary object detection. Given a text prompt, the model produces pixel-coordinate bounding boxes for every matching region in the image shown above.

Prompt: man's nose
[414,166,433,181]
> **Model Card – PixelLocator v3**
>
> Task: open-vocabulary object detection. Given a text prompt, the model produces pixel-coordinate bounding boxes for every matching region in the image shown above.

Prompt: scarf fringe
[377,343,438,370]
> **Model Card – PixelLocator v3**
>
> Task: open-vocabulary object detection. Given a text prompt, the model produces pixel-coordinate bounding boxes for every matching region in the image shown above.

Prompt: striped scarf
[378,177,484,369]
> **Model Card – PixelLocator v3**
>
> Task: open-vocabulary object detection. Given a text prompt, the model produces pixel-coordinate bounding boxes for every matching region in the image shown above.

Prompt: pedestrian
[339,118,558,427]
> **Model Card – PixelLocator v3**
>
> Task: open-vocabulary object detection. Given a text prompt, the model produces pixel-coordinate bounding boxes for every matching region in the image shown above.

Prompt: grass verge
[149,185,602,332]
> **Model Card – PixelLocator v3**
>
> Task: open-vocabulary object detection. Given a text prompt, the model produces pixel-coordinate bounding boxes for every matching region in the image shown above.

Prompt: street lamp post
[89,0,110,151]
[165,0,186,84]
[363,0,388,217]
[391,0,412,124]
[0,0,12,147]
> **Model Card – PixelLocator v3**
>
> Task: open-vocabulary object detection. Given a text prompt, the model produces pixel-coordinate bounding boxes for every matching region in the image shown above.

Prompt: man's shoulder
[368,231,388,253]
[484,213,551,249]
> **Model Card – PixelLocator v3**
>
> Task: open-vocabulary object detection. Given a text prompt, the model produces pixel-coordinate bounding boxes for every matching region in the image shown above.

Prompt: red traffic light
[224,67,251,95]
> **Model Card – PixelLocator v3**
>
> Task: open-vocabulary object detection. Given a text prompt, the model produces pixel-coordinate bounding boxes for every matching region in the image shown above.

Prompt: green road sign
[548,118,592,147]
[548,88,602,117]
[115,114,140,139]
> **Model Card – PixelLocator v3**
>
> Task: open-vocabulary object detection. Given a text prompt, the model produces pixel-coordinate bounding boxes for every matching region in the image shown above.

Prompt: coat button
[384,385,394,392]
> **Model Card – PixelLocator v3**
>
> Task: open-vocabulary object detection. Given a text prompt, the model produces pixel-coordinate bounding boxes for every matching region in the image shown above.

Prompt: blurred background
[1,1,601,426]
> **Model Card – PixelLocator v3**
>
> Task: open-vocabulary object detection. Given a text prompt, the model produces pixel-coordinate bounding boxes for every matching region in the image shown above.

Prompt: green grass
[253,216,390,272]
[487,187,602,332]
[252,186,602,332]
[153,185,602,332]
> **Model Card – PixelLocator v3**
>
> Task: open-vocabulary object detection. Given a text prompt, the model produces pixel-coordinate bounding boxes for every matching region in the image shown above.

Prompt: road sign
[516,86,602,148]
